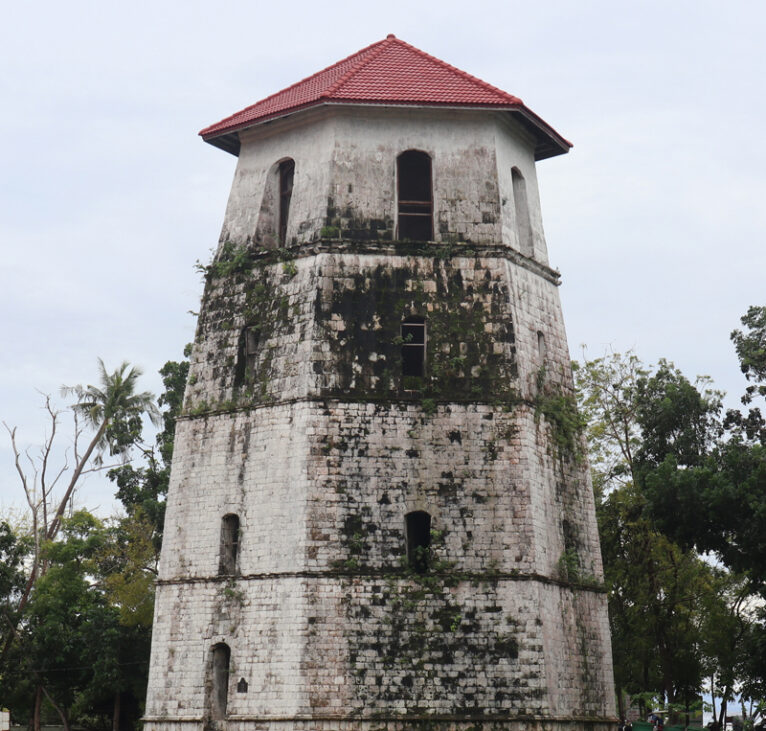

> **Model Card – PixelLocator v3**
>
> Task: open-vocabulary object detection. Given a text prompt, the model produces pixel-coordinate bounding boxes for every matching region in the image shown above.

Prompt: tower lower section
[145,246,615,729]
[145,400,615,730]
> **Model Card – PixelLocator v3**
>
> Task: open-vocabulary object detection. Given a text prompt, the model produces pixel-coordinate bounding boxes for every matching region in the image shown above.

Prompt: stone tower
[144,35,616,731]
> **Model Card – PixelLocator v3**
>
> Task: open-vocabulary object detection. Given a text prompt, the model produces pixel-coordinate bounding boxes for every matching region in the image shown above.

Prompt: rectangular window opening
[219,514,240,576]
[405,511,432,574]
[401,321,426,379]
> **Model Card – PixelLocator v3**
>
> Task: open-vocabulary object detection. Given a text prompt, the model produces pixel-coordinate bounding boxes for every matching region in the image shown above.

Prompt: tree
[576,352,749,720]
[55,359,161,540]
[18,511,151,731]
[638,309,766,591]
[731,305,766,406]
[0,522,32,717]
[108,351,190,553]
[1,352,190,730]
[96,351,189,728]
[1,359,162,727]
[574,351,647,496]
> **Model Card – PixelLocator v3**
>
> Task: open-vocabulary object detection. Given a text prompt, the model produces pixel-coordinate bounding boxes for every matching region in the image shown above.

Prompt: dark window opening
[401,318,426,380]
[235,326,260,386]
[562,519,576,552]
[405,511,431,573]
[219,514,240,576]
[397,151,433,241]
[210,643,231,720]
[279,159,295,245]
[512,167,533,257]
[237,678,248,694]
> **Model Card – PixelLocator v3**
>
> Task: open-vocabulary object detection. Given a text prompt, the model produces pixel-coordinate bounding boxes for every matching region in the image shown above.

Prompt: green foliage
[596,479,717,707]
[556,547,581,581]
[98,509,159,627]
[534,368,585,461]
[109,350,189,551]
[197,241,256,279]
[282,259,298,277]
[319,225,340,238]
[0,350,190,728]
[63,359,161,461]
[14,511,150,730]
[575,351,648,494]
[0,522,30,626]
[577,333,766,719]
[731,305,766,402]
[634,361,722,469]
[420,397,437,416]
[727,306,766,444]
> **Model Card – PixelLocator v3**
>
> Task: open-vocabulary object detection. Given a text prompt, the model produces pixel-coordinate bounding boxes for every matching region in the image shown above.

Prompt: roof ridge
[201,37,388,134]
[322,34,395,99]
[390,36,523,106]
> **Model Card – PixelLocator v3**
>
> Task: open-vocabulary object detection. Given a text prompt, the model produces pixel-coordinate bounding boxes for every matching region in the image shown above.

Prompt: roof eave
[508,107,572,161]
[200,100,572,160]
[202,132,241,156]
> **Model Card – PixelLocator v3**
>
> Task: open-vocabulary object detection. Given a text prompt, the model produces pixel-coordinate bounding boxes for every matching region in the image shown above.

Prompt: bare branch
[46,421,107,541]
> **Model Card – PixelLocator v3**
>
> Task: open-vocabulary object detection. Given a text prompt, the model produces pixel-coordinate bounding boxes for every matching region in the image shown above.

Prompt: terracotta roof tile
[200,35,570,159]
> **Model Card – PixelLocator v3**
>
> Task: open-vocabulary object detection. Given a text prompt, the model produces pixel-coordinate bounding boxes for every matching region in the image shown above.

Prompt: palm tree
[49,359,161,540]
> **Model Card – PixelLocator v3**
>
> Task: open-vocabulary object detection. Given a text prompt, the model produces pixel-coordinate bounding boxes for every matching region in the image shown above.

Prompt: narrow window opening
[279,159,295,245]
[210,643,231,720]
[405,511,431,573]
[235,326,260,386]
[512,167,533,257]
[219,514,240,576]
[401,317,426,383]
[397,151,433,241]
[537,331,547,363]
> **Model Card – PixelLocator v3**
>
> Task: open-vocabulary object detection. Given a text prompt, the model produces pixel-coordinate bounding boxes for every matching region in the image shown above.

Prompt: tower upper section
[199,36,570,262]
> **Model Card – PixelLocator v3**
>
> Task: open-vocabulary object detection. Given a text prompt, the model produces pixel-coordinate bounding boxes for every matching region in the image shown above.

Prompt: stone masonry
[144,38,616,731]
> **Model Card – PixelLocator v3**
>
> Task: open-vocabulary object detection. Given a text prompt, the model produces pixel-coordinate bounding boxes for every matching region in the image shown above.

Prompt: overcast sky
[2,0,765,515]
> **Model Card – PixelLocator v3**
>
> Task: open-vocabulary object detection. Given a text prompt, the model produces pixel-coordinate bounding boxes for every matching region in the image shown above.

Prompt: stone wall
[217,107,548,259]
[184,248,567,412]
[147,573,612,724]
[145,246,614,729]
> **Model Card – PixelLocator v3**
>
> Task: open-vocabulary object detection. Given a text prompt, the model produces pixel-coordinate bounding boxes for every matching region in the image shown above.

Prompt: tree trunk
[40,685,69,731]
[46,422,107,540]
[112,691,121,731]
[711,676,717,729]
[32,685,42,731]
[718,686,728,729]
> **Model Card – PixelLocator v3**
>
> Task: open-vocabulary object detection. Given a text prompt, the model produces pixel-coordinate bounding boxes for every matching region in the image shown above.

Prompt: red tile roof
[200,35,570,159]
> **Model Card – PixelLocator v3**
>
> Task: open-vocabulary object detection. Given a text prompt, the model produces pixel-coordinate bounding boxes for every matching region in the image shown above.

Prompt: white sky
[2,0,765,515]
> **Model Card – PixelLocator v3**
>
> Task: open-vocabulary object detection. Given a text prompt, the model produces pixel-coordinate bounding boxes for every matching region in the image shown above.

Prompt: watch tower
[144,35,616,731]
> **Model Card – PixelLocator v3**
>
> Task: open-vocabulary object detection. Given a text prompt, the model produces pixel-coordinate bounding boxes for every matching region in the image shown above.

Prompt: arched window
[512,167,533,257]
[278,159,295,245]
[397,150,433,241]
[401,317,426,379]
[405,511,431,573]
[219,514,240,575]
[209,643,231,720]
[255,158,295,248]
